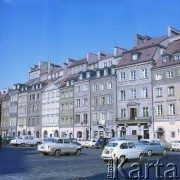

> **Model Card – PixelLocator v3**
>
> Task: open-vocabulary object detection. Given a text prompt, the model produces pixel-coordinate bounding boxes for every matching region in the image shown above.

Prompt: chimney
[87,53,98,63]
[114,47,126,57]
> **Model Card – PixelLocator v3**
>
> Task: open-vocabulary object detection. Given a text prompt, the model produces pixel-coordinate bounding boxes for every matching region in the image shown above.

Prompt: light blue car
[136,139,167,156]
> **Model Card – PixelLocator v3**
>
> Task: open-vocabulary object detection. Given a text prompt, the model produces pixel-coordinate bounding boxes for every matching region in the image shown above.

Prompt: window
[93,112,98,121]
[167,70,174,78]
[174,53,180,60]
[107,82,112,89]
[168,86,174,96]
[143,107,148,117]
[171,131,176,138]
[83,98,88,107]
[100,96,106,105]
[79,74,83,80]
[82,83,88,91]
[157,88,162,97]
[156,73,162,80]
[104,62,107,67]
[132,54,138,61]
[157,105,163,116]
[130,70,136,80]
[86,72,90,78]
[168,104,175,115]
[83,114,88,124]
[97,71,100,78]
[142,88,148,98]
[93,97,98,106]
[107,95,112,104]
[131,89,136,99]
[142,68,148,78]
[163,55,169,62]
[121,109,126,118]
[100,112,105,121]
[104,69,108,76]
[108,111,113,120]
[76,99,80,108]
[75,85,81,93]
[120,72,126,81]
[92,84,97,92]
[101,83,105,90]
[108,61,112,66]
[75,115,80,124]
[120,90,126,100]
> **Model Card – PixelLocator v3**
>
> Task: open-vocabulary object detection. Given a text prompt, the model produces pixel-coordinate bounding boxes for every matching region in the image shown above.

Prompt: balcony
[116,117,152,126]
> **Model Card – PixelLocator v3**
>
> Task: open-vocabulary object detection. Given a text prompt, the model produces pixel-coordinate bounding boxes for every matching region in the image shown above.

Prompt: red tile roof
[68,58,87,68]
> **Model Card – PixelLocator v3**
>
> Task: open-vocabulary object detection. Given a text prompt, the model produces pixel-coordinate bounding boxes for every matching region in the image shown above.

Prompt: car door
[64,139,75,153]
[128,142,139,159]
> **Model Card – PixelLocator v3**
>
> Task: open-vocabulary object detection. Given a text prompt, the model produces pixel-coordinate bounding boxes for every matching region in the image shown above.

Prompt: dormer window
[174,52,180,60]
[132,53,138,61]
[86,72,90,78]
[111,68,115,74]
[97,71,100,78]
[163,55,169,63]
[66,81,70,86]
[71,80,74,85]
[104,62,107,67]
[79,74,83,80]
[104,69,108,76]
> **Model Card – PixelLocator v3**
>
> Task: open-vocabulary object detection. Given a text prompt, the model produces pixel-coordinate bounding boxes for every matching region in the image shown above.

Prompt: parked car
[101,140,144,162]
[84,139,97,148]
[109,137,129,142]
[136,139,167,156]
[170,140,180,151]
[95,137,110,148]
[2,136,14,145]
[41,137,56,144]
[154,138,172,150]
[37,137,81,156]
[10,136,42,146]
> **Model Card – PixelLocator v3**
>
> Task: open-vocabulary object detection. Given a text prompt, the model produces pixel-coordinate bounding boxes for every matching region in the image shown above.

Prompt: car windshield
[106,142,118,147]
[138,140,149,145]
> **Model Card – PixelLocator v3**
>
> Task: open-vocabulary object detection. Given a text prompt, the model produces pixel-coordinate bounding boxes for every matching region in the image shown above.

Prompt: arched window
[54,130,59,137]
[36,131,40,138]
[43,131,48,138]
[120,127,126,137]
[156,127,165,139]
[77,131,82,138]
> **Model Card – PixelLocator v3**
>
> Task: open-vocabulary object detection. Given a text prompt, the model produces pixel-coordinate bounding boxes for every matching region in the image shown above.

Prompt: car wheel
[76,149,81,155]
[162,149,167,155]
[36,142,41,146]
[139,153,144,161]
[147,150,152,156]
[55,149,61,157]
[119,155,126,163]
[43,152,49,156]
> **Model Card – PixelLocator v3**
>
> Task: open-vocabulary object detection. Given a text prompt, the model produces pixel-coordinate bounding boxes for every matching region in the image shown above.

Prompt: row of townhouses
[0,26,180,142]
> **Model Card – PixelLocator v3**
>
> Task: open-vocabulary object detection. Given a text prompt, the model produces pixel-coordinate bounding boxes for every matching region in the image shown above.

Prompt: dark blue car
[95,137,110,149]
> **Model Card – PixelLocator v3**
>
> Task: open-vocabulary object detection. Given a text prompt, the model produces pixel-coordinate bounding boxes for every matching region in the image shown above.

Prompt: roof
[118,46,157,67]
[154,39,180,68]
[132,35,168,50]
[68,58,87,68]
[59,73,79,87]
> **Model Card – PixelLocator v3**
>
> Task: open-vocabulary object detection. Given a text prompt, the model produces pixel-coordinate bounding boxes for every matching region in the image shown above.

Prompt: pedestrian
[0,134,2,149]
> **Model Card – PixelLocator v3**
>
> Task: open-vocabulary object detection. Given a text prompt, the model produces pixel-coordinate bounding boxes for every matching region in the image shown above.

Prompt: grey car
[136,139,167,156]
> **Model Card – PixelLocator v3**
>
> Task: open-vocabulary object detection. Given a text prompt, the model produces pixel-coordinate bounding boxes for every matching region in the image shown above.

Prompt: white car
[171,140,180,151]
[84,139,97,148]
[101,140,144,162]
[10,136,42,146]
[37,137,81,156]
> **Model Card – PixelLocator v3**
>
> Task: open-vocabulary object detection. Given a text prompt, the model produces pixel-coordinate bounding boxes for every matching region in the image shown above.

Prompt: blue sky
[0,0,180,90]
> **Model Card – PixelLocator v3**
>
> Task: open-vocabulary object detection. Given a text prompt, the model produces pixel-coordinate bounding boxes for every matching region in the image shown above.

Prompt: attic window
[66,81,70,86]
[97,71,100,78]
[104,69,108,76]
[174,53,180,60]
[111,68,115,74]
[79,74,83,80]
[86,72,90,78]
[71,80,74,85]
[163,55,169,63]
[132,54,138,61]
